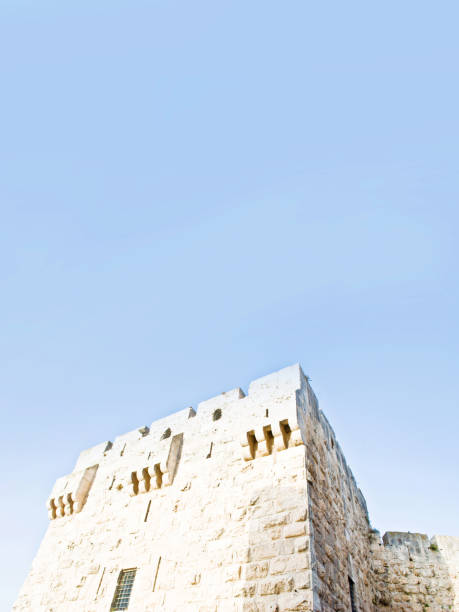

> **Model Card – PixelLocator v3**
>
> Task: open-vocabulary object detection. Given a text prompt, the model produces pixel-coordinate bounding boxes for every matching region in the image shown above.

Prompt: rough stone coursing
[371,532,459,611]
[13,364,459,611]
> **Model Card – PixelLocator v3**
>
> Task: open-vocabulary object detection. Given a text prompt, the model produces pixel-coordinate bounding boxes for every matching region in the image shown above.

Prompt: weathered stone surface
[13,364,459,611]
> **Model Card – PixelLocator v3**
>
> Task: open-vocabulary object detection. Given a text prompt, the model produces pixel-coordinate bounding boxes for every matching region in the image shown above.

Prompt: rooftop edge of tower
[73,363,308,472]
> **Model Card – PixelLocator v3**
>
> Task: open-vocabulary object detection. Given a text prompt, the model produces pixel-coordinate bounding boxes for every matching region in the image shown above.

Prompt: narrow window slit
[144,500,151,522]
[152,557,161,592]
[348,576,357,612]
[96,567,106,596]
[206,442,213,458]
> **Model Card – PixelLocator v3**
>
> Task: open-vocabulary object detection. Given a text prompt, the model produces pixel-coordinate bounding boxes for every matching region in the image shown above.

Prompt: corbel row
[47,465,99,520]
[47,493,76,519]
[241,418,303,461]
[128,461,171,496]
[47,489,89,519]
[126,433,184,496]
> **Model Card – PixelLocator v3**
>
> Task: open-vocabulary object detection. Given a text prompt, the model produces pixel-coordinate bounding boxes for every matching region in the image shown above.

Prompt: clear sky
[1,0,458,608]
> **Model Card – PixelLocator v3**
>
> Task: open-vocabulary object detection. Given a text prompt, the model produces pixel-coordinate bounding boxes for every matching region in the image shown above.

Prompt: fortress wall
[14,364,315,612]
[13,363,459,611]
[370,532,458,611]
[298,379,376,612]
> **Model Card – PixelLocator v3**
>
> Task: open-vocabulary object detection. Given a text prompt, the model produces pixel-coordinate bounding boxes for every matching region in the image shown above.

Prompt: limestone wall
[13,363,459,611]
[14,365,315,612]
[371,531,459,611]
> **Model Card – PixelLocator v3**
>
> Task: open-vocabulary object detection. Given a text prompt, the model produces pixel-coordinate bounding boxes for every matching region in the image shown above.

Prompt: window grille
[110,569,137,610]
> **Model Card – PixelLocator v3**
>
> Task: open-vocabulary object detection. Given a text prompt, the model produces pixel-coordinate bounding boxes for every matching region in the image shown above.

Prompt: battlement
[47,364,310,522]
[45,363,374,534]
[380,531,459,559]
[73,363,306,472]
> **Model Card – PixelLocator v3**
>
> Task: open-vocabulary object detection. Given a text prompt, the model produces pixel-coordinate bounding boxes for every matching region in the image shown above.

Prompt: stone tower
[13,365,459,611]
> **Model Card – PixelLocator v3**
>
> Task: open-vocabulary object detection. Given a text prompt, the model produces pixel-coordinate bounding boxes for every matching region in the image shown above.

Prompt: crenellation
[197,388,246,419]
[149,405,196,436]
[74,440,112,472]
[13,363,459,611]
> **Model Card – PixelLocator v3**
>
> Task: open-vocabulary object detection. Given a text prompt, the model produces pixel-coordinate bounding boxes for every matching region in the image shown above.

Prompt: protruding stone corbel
[63,493,74,516]
[159,460,171,487]
[46,498,57,520]
[241,430,257,461]
[57,495,65,518]
[149,465,162,490]
[138,467,151,494]
[129,471,139,497]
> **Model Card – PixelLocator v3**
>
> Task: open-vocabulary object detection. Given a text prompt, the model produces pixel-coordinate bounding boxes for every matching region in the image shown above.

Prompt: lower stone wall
[371,531,459,612]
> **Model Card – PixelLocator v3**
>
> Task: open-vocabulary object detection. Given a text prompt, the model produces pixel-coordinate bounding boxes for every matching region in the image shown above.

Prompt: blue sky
[1,1,458,608]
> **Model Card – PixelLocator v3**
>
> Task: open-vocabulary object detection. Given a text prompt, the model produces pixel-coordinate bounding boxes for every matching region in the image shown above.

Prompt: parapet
[72,363,307,471]
[46,364,313,522]
[149,406,196,437]
[74,440,112,472]
[197,387,245,420]
[248,363,304,399]
[383,532,431,556]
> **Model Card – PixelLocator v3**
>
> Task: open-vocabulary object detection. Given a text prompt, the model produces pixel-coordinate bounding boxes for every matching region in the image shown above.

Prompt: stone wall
[370,531,459,612]
[13,364,459,611]
[14,365,315,612]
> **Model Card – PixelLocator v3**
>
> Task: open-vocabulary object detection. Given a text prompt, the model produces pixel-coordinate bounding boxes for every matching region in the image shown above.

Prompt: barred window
[110,569,137,610]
